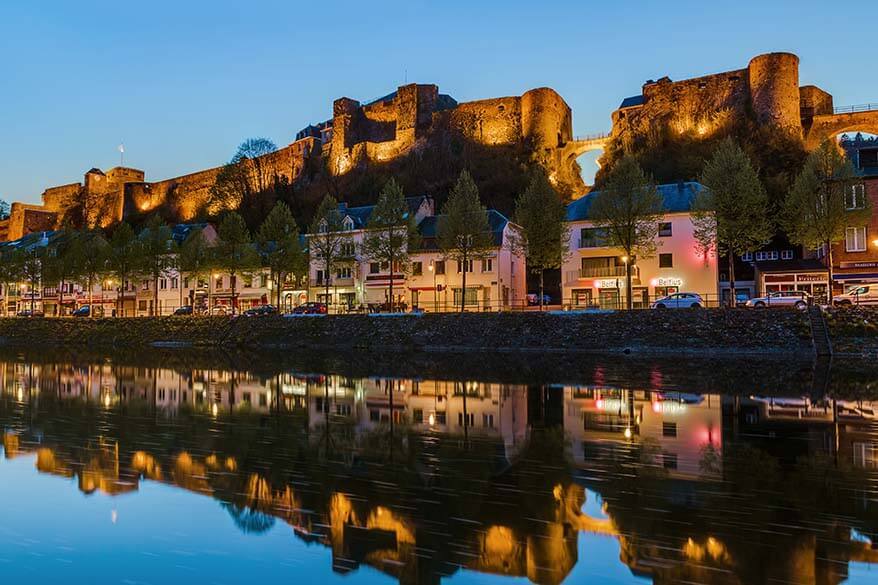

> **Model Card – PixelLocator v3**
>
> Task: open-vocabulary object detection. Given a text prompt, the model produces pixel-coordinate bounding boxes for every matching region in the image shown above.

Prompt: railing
[578,237,608,249]
[580,266,634,278]
[833,103,878,115]
[572,132,610,142]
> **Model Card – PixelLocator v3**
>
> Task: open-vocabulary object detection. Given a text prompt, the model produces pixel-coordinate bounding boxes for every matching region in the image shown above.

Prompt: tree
[693,138,773,307]
[208,138,279,219]
[18,246,46,317]
[70,231,109,316]
[309,195,354,308]
[106,223,140,316]
[257,202,306,309]
[215,212,259,313]
[361,179,420,311]
[0,199,9,221]
[0,246,22,316]
[437,171,494,312]
[510,172,570,310]
[42,230,80,317]
[784,140,867,303]
[589,156,664,310]
[178,227,214,312]
[137,216,176,316]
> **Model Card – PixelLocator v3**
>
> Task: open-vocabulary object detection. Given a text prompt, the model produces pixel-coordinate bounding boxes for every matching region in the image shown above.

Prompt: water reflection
[0,356,876,584]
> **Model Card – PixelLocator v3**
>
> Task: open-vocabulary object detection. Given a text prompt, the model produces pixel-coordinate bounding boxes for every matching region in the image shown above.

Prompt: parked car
[209,305,231,316]
[833,285,878,306]
[744,291,811,310]
[173,305,194,316]
[289,302,328,315]
[650,292,704,309]
[242,305,278,317]
[17,309,44,318]
[527,293,552,306]
[72,305,101,317]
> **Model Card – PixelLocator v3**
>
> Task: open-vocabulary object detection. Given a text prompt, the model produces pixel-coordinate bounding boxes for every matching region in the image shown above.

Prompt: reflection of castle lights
[652,400,687,415]
[596,398,627,412]
[428,413,435,426]
[211,403,218,417]
[623,427,632,439]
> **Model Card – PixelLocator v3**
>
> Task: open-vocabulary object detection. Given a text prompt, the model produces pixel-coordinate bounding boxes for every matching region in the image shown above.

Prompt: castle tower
[747,52,802,135]
[521,88,573,150]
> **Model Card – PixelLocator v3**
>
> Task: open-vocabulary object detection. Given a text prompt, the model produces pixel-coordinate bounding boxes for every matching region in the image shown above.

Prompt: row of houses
[4,149,877,315]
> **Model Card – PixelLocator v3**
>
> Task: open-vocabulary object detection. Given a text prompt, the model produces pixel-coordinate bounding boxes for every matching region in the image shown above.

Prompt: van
[834,285,878,306]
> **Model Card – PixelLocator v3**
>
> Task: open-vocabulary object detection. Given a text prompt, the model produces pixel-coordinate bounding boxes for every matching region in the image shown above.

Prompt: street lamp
[428,261,436,312]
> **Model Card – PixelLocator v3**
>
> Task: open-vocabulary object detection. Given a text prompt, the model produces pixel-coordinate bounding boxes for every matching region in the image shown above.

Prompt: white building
[307,197,526,312]
[561,181,718,309]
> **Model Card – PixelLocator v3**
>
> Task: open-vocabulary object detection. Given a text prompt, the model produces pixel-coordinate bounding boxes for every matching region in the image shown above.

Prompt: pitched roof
[566,181,704,222]
[416,209,509,250]
[332,196,430,229]
[754,259,827,273]
[171,223,210,244]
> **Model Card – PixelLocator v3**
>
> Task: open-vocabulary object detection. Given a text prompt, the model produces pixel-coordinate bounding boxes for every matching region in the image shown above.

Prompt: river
[0,349,875,584]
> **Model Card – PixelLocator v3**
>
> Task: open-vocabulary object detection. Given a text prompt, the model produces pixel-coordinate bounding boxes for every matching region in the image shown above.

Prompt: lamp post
[429,261,436,312]
[621,255,630,310]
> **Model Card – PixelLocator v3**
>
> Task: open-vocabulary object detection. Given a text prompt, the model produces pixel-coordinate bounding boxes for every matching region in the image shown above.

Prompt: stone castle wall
[4,83,578,240]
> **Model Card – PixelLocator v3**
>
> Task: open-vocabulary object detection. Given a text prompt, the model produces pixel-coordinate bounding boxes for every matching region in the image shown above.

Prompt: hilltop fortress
[2,52,875,241]
[0,85,581,241]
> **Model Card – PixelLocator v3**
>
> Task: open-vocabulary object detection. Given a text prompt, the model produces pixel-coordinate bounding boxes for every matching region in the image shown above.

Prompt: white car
[745,291,810,310]
[833,285,878,306]
[650,292,704,309]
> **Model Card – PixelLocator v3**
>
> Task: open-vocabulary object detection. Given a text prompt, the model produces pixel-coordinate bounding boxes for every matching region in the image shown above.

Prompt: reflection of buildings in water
[564,386,723,480]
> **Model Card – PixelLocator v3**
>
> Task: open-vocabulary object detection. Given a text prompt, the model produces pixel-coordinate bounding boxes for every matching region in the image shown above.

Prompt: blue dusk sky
[0,0,873,204]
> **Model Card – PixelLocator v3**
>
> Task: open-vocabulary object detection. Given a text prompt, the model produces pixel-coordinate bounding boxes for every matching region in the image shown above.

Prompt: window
[579,227,607,248]
[846,226,867,252]
[435,411,446,425]
[741,252,753,262]
[412,262,423,276]
[370,262,380,274]
[662,422,677,438]
[481,258,493,272]
[659,253,673,268]
[215,276,223,289]
[141,280,150,291]
[781,250,793,260]
[658,222,672,237]
[755,251,779,261]
[243,275,253,288]
[482,413,494,428]
[340,242,355,256]
[413,408,424,423]
[342,217,354,231]
[457,259,474,273]
[662,452,678,470]
[316,270,325,285]
[453,287,479,306]
[846,184,866,210]
[336,267,353,279]
[435,260,445,275]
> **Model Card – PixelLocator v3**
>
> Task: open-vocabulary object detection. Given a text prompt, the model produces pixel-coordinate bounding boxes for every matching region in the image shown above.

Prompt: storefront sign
[840,261,878,269]
[764,273,827,284]
[655,277,683,288]
[796,274,826,283]
[595,279,620,289]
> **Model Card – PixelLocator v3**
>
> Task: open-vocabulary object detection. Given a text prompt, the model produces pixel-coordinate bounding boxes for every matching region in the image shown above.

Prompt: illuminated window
[846,226,867,252]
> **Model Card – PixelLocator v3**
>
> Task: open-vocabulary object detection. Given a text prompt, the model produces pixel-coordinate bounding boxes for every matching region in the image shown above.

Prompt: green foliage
[784,140,865,250]
[361,179,420,308]
[590,156,663,258]
[510,172,570,304]
[309,195,355,298]
[257,202,306,306]
[106,223,139,288]
[178,227,213,286]
[694,139,772,257]
[216,212,259,277]
[438,171,494,312]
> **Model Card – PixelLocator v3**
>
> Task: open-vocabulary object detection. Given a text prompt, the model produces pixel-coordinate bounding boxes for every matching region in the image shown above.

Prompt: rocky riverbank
[0,309,816,356]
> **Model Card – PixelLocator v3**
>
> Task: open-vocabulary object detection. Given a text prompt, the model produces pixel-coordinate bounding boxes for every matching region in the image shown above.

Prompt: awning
[833,272,878,281]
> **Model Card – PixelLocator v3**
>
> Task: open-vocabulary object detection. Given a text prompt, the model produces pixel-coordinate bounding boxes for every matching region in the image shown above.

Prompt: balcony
[311,277,355,288]
[578,237,608,249]
[580,265,637,278]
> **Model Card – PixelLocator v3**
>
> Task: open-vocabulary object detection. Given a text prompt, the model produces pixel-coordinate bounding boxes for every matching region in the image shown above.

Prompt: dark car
[527,293,552,306]
[72,305,94,317]
[17,309,44,318]
[242,305,278,317]
[173,306,194,316]
[290,302,328,315]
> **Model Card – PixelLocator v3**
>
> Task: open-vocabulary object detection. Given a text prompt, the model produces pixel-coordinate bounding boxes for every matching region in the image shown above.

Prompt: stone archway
[804,109,878,149]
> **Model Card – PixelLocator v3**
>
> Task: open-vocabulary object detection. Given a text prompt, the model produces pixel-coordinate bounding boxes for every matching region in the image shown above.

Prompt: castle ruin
[0,85,583,241]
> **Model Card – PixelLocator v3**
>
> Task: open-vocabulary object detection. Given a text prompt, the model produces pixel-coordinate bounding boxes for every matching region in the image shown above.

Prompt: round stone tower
[747,52,802,134]
[521,88,573,149]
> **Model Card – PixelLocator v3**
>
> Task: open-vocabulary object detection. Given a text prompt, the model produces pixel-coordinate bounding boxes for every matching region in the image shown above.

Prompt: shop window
[658,222,672,237]
[659,253,673,268]
[453,287,479,306]
[846,226,867,252]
